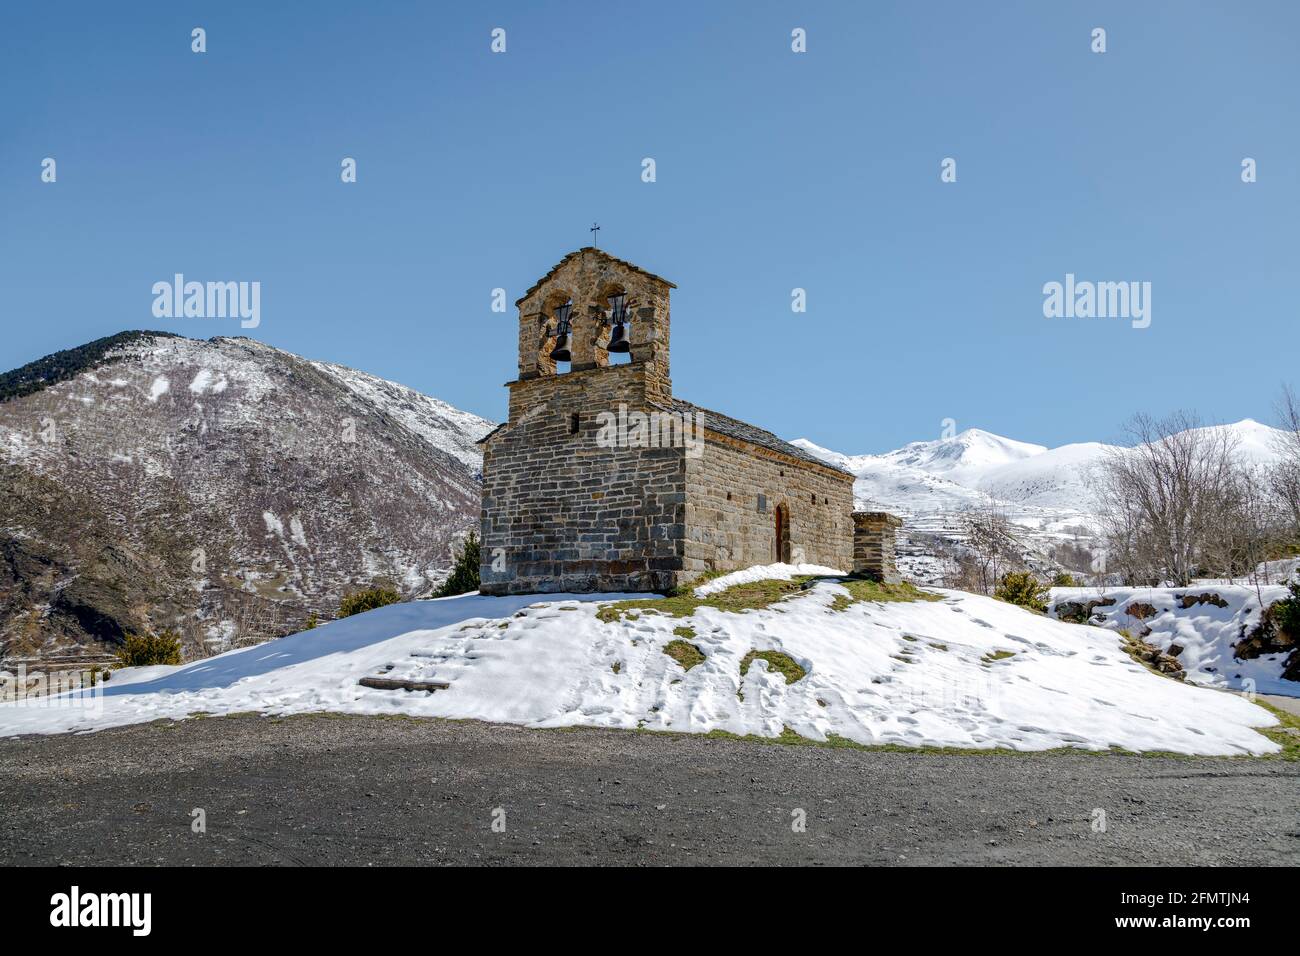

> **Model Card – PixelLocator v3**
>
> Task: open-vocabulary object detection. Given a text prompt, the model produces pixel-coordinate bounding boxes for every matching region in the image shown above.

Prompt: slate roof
[479,398,853,478]
[476,422,507,446]
[670,398,854,477]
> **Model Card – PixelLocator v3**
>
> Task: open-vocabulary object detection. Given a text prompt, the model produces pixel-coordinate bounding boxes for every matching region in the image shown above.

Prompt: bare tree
[950,506,1025,594]
[1203,464,1285,596]
[1093,411,1241,586]
[1271,385,1300,542]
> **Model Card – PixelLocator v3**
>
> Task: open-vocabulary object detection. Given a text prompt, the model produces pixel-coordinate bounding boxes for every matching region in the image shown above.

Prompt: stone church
[478,247,900,595]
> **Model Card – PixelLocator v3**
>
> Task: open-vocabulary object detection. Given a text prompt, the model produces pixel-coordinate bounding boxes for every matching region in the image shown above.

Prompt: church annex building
[478,248,900,595]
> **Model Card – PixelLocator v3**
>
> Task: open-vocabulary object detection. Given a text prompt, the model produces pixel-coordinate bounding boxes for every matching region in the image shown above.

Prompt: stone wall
[683,434,854,579]
[852,511,903,584]
[479,362,686,595]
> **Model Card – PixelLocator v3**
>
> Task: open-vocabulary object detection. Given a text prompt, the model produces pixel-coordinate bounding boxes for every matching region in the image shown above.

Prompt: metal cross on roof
[589,222,600,247]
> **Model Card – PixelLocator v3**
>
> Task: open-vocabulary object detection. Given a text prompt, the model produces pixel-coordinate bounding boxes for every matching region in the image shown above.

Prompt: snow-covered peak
[94,332,496,471]
[880,428,1048,485]
[1179,419,1284,466]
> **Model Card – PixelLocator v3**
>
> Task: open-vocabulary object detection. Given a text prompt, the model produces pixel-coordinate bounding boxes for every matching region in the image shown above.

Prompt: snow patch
[147,377,170,402]
[693,562,846,597]
[189,368,229,394]
[0,587,1278,755]
[1050,584,1298,697]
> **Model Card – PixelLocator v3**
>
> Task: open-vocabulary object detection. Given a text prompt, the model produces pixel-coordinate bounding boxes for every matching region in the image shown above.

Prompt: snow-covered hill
[0,569,1278,755]
[0,333,494,662]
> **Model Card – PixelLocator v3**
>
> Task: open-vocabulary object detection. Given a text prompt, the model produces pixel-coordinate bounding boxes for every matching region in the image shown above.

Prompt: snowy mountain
[0,332,494,664]
[874,428,1048,487]
[793,420,1287,581]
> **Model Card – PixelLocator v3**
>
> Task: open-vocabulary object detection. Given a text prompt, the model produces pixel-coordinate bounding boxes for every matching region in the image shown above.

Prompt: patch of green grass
[739,649,806,684]
[698,725,860,748]
[662,639,705,671]
[829,578,941,611]
[646,724,1272,760]
[611,662,621,674]
[672,625,696,639]
[981,650,1016,664]
[929,643,949,652]
[597,576,814,623]
[1254,701,1300,760]
[667,568,729,596]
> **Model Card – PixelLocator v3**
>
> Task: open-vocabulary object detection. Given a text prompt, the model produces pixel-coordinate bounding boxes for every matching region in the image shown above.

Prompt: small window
[726,492,732,501]
[811,493,817,504]
[757,494,767,514]
[568,412,580,435]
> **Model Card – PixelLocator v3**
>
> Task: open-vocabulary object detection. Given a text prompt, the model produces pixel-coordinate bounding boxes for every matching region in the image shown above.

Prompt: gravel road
[2,714,1297,866]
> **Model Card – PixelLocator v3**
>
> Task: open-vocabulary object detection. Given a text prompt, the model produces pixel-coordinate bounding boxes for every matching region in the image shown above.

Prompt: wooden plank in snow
[358,676,450,693]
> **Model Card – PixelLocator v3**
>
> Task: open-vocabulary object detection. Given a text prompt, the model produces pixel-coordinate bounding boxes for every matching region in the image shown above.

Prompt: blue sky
[1,1,1296,453]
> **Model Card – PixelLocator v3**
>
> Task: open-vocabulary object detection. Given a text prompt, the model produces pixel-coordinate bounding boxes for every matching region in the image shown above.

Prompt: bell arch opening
[538,290,575,375]
[596,283,633,366]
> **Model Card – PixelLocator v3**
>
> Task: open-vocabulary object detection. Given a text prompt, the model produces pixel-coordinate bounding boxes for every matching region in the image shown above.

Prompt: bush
[436,532,480,598]
[1274,581,1300,640]
[994,571,1050,613]
[114,630,183,668]
[1051,571,1081,588]
[338,587,401,618]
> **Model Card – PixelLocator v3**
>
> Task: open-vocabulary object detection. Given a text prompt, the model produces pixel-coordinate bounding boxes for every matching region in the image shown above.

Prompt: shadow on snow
[91,592,649,698]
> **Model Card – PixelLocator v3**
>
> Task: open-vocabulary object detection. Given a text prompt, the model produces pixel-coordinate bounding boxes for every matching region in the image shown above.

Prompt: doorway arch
[774,502,791,564]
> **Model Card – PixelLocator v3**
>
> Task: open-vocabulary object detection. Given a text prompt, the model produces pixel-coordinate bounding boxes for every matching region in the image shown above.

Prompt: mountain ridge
[0,331,494,664]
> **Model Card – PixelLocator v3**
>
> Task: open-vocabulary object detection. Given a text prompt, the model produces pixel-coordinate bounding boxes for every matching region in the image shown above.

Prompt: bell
[549,327,571,363]
[549,302,573,362]
[606,321,630,353]
[605,292,630,353]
